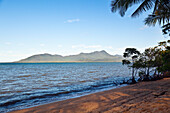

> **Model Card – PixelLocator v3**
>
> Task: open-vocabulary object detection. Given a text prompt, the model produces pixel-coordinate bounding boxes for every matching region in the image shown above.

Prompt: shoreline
[10,78,170,113]
[0,61,121,64]
[5,84,127,113]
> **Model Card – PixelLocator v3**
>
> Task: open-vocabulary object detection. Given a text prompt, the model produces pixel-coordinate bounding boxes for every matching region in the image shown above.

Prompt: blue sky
[0,0,168,62]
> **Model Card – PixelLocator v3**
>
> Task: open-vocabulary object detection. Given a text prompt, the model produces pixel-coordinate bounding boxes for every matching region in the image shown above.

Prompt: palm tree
[161,23,170,35]
[145,0,170,35]
[111,0,170,35]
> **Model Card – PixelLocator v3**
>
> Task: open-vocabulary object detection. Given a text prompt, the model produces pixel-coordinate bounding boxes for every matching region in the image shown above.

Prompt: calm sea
[0,62,131,113]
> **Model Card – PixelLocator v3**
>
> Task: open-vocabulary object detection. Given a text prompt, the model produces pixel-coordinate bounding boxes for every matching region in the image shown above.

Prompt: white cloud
[7,51,13,54]
[127,14,131,18]
[18,43,24,46]
[140,25,148,30]
[105,46,113,49]
[64,19,80,23]
[71,45,101,49]
[102,46,149,56]
[0,51,33,62]
[84,45,101,48]
[57,45,63,48]
[106,47,125,55]
[40,44,45,47]
[72,44,84,48]
[111,46,148,55]
[5,42,11,45]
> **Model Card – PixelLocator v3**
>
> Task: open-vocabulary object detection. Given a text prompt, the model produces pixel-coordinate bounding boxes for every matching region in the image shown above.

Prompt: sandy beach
[10,78,170,113]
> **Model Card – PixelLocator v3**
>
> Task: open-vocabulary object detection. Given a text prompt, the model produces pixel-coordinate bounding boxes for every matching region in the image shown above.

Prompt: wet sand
[10,78,170,113]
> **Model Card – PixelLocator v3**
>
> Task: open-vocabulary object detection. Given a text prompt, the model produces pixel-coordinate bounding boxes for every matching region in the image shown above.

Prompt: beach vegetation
[122,48,141,83]
[122,40,170,82]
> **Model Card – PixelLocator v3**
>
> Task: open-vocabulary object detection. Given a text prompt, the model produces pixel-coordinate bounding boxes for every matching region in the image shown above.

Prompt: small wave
[87,71,98,73]
[80,80,87,83]
[41,73,48,76]
[0,99,22,107]
[2,79,16,82]
[0,79,126,108]
[93,78,99,80]
[17,75,31,78]
[0,91,72,107]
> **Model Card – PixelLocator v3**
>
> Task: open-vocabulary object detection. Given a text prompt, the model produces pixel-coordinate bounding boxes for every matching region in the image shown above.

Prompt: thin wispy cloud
[115,46,148,55]
[57,45,63,48]
[7,51,13,54]
[140,25,148,30]
[64,19,80,23]
[18,43,24,46]
[40,44,45,47]
[105,46,113,49]
[5,42,11,45]
[72,45,101,49]
[84,45,101,49]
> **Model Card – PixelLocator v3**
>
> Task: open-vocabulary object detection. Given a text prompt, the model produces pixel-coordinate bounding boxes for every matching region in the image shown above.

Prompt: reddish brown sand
[10,78,170,113]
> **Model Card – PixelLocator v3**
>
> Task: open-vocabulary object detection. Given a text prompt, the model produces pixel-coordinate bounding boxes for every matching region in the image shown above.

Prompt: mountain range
[17,50,123,62]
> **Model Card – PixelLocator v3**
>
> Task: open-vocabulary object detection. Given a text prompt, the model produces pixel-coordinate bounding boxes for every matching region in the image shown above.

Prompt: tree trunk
[132,67,136,83]
[147,67,150,76]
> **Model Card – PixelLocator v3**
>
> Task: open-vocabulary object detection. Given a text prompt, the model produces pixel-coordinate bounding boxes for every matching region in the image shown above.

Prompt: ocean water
[0,62,131,113]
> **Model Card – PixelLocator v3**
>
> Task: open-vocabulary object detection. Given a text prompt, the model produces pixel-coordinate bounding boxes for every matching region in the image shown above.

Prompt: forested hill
[17,50,123,62]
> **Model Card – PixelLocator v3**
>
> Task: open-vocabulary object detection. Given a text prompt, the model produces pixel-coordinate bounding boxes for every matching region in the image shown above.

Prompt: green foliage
[158,44,170,72]
[122,40,170,81]
[122,48,140,83]
[122,59,131,65]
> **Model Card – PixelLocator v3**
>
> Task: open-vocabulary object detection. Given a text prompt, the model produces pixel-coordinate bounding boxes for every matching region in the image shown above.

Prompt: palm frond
[145,3,170,26]
[153,0,159,14]
[111,0,142,17]
[162,23,170,35]
[145,14,169,26]
[111,0,170,36]
[145,15,160,26]
[131,0,153,17]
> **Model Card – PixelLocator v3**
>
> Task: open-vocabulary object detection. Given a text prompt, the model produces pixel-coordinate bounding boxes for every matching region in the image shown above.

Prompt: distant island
[17,50,123,63]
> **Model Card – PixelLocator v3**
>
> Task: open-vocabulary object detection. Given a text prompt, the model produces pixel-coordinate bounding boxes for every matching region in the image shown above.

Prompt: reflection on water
[0,62,130,113]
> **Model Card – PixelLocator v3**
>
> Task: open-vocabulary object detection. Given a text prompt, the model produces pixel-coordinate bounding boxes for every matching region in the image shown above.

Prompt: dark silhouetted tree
[122,48,140,83]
